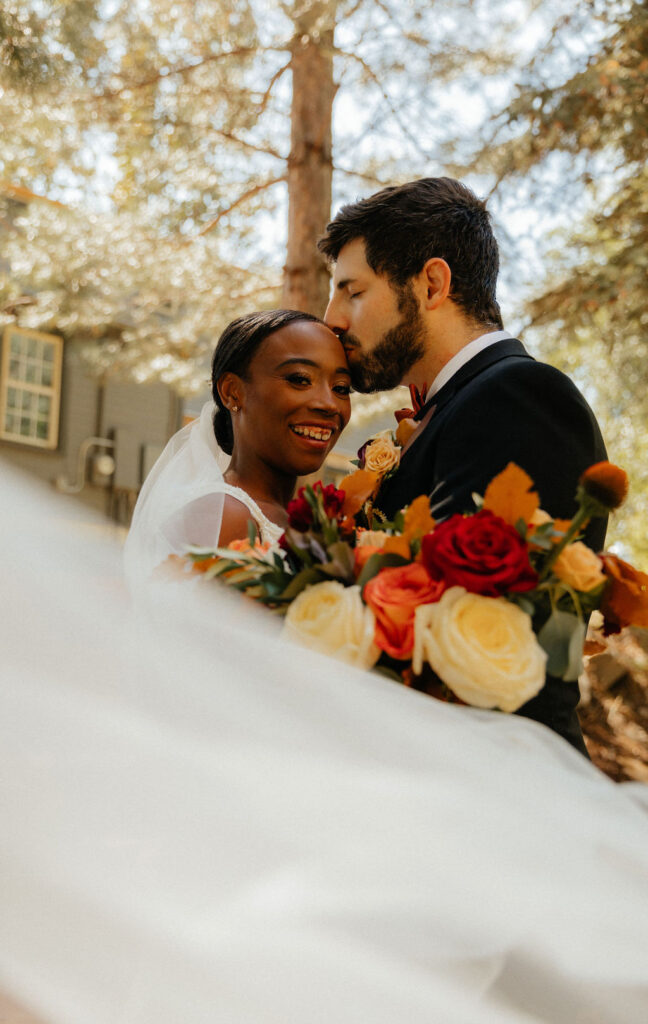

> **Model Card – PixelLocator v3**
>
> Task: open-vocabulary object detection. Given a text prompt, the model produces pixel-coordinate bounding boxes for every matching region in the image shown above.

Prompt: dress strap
[218,483,284,545]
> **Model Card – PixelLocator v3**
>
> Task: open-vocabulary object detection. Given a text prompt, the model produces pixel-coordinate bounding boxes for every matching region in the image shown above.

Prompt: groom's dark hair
[318,177,503,329]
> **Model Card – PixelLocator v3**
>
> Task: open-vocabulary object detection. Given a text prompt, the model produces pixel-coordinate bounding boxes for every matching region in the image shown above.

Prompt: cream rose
[553,542,606,592]
[412,586,547,712]
[282,582,380,669]
[364,432,400,475]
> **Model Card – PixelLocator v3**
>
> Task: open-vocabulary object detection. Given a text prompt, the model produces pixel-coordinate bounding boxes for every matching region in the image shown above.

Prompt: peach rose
[412,586,547,711]
[282,581,380,668]
[529,509,552,527]
[553,542,606,592]
[363,563,445,660]
[356,529,390,547]
[363,431,401,475]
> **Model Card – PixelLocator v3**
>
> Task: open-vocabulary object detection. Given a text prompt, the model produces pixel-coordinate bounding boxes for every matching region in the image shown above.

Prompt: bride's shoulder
[218,492,259,547]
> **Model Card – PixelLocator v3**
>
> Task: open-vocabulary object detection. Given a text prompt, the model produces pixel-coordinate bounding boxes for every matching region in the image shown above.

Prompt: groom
[319,177,607,753]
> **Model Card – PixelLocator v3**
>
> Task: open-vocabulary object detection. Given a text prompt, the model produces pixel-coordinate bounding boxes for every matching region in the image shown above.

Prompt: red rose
[287,482,345,531]
[363,562,445,660]
[421,509,538,597]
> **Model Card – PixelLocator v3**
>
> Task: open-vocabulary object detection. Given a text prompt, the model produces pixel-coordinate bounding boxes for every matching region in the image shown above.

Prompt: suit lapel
[414,338,531,422]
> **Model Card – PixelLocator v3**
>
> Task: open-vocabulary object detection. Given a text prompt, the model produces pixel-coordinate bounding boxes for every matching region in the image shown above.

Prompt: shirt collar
[425,330,514,402]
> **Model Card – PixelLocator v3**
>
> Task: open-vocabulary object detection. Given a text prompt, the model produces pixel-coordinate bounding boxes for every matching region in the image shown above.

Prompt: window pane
[41,364,53,386]
[4,413,16,433]
[26,336,37,357]
[7,387,18,409]
[36,420,49,440]
[42,343,54,363]
[25,362,37,383]
[9,332,22,354]
[9,357,22,379]
[21,391,35,412]
[20,416,32,436]
[38,394,51,416]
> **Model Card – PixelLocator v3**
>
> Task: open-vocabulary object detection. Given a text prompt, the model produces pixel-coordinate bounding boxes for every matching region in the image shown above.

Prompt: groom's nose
[323,294,347,334]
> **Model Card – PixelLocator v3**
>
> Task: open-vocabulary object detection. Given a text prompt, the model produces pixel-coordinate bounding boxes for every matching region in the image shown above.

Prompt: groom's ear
[420,258,452,311]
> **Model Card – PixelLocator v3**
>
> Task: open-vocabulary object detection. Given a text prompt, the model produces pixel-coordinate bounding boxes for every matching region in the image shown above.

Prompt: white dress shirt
[425,330,514,402]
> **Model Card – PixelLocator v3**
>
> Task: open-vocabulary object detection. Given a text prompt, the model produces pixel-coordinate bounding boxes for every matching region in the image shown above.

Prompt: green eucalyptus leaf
[356,551,409,591]
[247,518,258,548]
[319,541,356,582]
[537,610,586,681]
[279,567,324,600]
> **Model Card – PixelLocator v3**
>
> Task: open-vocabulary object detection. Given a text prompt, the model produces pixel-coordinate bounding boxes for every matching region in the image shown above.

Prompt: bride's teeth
[293,426,332,440]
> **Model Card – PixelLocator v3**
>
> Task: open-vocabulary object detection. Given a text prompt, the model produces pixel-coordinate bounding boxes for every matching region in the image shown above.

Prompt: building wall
[0,341,180,520]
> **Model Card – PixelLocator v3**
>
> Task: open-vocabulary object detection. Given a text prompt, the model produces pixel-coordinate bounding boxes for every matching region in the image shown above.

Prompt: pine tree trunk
[282,15,337,316]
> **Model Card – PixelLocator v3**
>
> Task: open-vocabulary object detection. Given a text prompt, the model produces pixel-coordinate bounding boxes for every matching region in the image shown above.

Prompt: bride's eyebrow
[277,357,351,376]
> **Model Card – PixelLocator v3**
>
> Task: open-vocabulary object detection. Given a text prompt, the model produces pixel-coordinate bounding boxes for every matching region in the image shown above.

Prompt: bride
[124,309,351,586]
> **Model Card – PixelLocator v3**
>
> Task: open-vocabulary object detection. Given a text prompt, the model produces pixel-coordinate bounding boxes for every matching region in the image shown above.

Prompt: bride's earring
[231,405,238,413]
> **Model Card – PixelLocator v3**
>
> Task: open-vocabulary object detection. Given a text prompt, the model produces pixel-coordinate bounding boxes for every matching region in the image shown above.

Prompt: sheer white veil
[123,401,230,590]
[3,460,648,1023]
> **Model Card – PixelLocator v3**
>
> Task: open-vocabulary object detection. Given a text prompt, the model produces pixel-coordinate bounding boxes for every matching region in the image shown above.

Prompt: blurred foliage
[480,0,647,559]
[0,0,514,391]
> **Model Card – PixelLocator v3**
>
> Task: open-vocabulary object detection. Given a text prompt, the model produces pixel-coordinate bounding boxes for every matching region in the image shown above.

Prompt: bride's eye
[286,372,312,387]
[334,383,351,396]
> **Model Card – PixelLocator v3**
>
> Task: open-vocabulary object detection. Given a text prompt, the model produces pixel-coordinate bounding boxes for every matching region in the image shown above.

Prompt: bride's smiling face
[224,321,352,477]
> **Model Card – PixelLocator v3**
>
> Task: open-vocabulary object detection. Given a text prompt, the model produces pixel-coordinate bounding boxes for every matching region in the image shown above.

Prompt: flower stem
[540,505,591,580]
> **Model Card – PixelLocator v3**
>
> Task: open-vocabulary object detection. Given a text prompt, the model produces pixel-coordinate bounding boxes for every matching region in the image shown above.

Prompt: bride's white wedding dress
[124,403,283,595]
[2,459,648,1024]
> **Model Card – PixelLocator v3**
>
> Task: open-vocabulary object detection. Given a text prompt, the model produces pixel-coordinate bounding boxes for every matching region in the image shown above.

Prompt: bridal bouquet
[184,460,648,713]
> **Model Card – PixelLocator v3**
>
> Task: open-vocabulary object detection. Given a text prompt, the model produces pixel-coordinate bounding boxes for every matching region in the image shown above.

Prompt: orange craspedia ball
[579,462,629,511]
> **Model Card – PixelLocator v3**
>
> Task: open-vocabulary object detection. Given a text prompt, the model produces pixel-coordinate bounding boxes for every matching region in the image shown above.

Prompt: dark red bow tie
[394,382,428,424]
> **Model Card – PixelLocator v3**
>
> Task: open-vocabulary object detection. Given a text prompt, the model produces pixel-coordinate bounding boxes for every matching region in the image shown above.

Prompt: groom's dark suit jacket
[376,338,608,753]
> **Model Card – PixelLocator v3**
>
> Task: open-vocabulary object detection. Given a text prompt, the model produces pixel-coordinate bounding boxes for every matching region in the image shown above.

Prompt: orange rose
[227,537,270,554]
[354,544,384,576]
[363,563,445,659]
[600,554,648,633]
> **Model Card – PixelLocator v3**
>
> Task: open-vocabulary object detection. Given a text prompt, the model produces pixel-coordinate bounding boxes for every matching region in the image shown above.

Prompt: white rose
[413,586,547,712]
[282,581,380,669]
[364,432,400,475]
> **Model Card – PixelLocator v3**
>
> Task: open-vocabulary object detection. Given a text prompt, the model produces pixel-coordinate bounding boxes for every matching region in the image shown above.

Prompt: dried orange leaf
[381,535,411,559]
[403,494,435,541]
[339,468,381,517]
[483,462,539,527]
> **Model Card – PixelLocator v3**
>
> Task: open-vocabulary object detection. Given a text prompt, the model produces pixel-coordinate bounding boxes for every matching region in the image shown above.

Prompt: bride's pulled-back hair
[211,309,321,455]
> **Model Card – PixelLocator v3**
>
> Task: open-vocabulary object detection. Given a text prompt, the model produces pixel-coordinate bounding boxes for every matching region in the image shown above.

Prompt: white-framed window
[0,326,63,449]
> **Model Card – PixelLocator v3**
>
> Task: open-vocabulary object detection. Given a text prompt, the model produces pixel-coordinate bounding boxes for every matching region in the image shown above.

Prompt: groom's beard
[344,284,426,394]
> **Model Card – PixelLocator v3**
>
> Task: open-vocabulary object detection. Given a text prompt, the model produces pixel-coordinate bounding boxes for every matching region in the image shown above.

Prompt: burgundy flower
[421,509,538,597]
[318,482,345,519]
[286,492,313,531]
[287,482,345,531]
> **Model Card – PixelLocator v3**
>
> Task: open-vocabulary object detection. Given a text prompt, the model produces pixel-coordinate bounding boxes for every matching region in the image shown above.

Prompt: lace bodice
[217,483,285,546]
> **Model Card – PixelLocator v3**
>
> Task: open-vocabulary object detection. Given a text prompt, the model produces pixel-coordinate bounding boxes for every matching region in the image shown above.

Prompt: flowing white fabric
[2,460,648,1024]
[123,402,282,594]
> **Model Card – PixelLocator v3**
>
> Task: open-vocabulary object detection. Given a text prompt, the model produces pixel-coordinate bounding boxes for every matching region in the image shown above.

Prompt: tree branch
[255,59,292,118]
[197,176,286,238]
[333,47,436,163]
[99,46,290,100]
